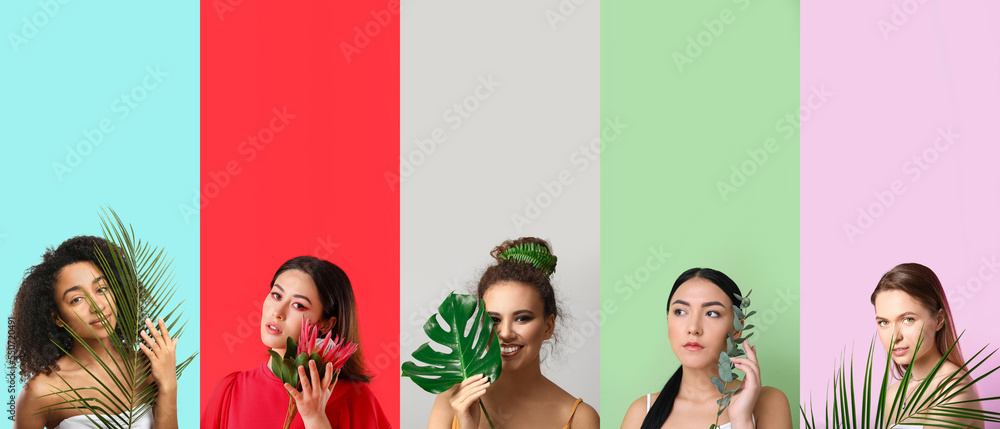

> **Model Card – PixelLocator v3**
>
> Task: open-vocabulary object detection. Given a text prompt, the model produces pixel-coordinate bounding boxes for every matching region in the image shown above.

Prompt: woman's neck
[908,349,945,381]
[488,357,547,398]
[680,365,728,403]
[67,336,117,368]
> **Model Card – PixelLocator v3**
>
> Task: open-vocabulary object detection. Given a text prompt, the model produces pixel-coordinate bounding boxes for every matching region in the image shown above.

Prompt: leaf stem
[479,398,495,429]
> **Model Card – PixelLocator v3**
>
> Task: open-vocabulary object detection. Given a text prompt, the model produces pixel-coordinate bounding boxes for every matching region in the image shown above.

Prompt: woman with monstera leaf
[202,256,390,429]
[427,237,600,429]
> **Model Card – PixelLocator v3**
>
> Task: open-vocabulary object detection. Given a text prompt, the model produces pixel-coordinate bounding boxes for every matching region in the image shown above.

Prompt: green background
[600,0,800,426]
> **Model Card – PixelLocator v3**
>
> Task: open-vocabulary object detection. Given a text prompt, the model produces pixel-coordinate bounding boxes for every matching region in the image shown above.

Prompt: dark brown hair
[476,237,559,319]
[270,256,371,383]
[11,236,125,381]
[870,263,965,379]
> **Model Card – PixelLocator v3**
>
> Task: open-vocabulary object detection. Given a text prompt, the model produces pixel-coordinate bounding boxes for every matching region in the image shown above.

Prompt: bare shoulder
[569,400,600,429]
[754,386,792,429]
[15,373,57,428]
[620,394,653,429]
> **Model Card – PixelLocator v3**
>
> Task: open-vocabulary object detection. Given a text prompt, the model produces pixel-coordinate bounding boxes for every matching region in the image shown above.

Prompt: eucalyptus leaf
[710,376,725,392]
[733,317,743,332]
[733,305,745,320]
[743,324,755,330]
[401,293,501,394]
[745,310,757,318]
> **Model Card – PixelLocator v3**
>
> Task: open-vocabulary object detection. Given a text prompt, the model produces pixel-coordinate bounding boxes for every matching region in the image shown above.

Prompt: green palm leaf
[401,292,501,429]
[801,331,1000,429]
[401,292,501,393]
[33,207,197,428]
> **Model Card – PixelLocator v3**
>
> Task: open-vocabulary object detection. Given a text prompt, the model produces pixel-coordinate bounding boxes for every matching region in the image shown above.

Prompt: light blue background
[1,1,199,425]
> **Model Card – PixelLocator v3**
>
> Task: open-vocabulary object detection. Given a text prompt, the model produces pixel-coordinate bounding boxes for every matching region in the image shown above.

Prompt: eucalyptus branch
[710,290,755,429]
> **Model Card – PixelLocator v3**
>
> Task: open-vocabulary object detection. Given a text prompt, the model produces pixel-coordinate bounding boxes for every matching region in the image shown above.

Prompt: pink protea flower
[272,318,360,429]
[298,317,359,372]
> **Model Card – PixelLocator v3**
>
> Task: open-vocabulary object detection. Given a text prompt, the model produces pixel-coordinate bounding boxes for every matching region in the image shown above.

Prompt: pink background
[801,0,1000,422]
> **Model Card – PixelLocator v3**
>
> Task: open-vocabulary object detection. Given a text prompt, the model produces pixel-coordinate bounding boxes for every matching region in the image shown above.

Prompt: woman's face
[874,289,944,367]
[52,261,117,339]
[667,277,735,370]
[483,281,554,373]
[260,269,334,352]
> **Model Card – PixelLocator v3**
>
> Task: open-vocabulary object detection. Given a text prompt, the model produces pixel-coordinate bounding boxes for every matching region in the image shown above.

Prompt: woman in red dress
[202,256,390,428]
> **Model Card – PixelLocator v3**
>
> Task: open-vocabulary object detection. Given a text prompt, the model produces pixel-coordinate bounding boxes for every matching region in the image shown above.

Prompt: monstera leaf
[402,292,501,394]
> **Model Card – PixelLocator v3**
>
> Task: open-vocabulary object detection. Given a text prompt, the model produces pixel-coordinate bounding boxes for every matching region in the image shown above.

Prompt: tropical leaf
[401,292,501,394]
[33,207,197,428]
[497,243,557,276]
[801,331,1000,429]
[401,292,501,429]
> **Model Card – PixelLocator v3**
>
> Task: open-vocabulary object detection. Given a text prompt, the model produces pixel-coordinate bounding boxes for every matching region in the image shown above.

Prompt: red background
[200,0,400,426]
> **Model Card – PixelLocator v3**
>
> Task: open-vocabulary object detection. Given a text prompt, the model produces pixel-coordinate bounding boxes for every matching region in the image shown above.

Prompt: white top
[54,407,154,429]
[646,393,754,429]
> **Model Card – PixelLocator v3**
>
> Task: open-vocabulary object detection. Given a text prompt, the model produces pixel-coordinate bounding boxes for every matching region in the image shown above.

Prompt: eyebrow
[875,311,919,320]
[487,310,535,317]
[671,300,725,308]
[61,276,106,301]
[272,284,313,305]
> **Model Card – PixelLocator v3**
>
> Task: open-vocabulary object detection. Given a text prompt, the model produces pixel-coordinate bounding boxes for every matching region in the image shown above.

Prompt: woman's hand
[728,341,762,429]
[139,318,179,393]
[284,360,336,429]
[450,374,490,429]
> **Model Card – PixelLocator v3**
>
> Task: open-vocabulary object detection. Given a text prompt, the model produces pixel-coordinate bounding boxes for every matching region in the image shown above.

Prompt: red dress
[202,361,391,428]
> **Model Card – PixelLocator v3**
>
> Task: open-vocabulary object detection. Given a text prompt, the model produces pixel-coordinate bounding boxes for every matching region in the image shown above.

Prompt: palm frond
[36,207,198,427]
[801,331,1000,428]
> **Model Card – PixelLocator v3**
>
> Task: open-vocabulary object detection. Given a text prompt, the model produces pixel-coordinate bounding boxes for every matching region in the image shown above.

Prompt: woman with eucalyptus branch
[12,236,178,429]
[871,263,982,429]
[428,237,600,429]
[202,256,389,428]
[620,268,792,429]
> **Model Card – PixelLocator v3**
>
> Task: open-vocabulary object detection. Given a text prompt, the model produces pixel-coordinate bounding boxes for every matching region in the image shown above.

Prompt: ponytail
[640,367,683,429]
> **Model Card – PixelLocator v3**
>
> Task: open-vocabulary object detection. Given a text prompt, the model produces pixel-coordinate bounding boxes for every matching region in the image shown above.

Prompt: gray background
[399,0,599,426]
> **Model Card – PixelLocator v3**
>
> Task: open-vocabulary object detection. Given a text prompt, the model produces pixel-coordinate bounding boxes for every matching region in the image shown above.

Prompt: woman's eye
[97,286,109,294]
[877,320,888,327]
[515,316,532,323]
[706,311,720,318]
[903,317,915,324]
[673,309,686,316]
[291,302,306,310]
[270,292,281,300]
[70,297,83,304]
[491,317,500,324]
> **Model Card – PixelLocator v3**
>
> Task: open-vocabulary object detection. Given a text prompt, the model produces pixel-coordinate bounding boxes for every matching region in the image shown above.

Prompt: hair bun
[490,237,557,277]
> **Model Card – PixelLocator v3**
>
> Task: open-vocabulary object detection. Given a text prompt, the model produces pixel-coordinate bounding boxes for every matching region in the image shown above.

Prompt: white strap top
[645,393,754,429]
[54,407,154,429]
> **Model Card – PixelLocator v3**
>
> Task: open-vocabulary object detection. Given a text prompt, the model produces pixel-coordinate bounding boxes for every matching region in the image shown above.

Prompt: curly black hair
[11,236,124,382]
